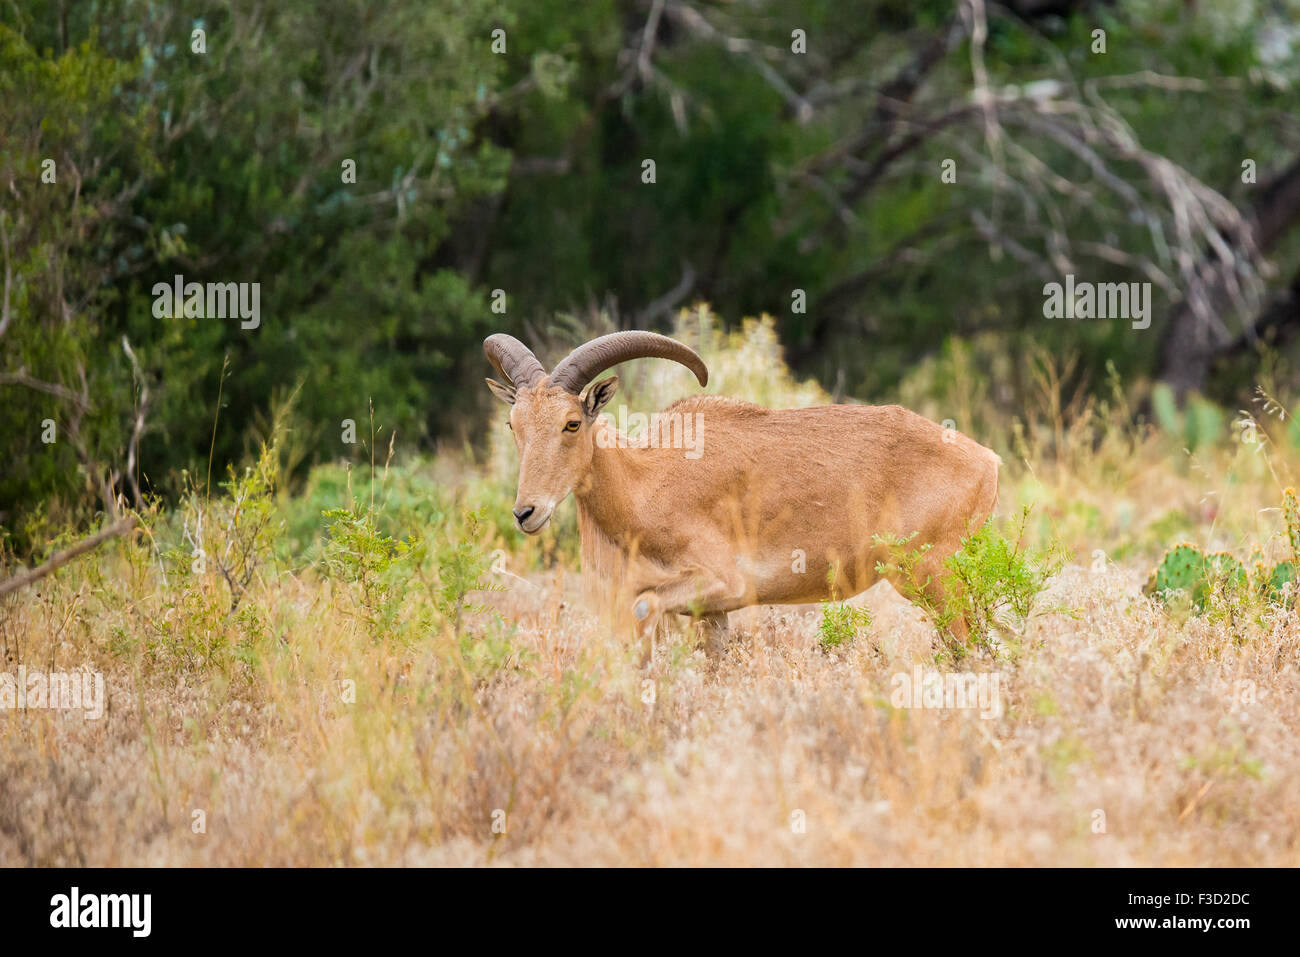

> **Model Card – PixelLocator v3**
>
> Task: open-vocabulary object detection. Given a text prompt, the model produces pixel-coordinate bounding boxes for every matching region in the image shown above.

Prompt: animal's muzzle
[512,503,553,534]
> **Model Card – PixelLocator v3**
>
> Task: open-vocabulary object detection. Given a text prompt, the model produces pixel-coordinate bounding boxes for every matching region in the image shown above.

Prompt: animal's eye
[563,421,580,433]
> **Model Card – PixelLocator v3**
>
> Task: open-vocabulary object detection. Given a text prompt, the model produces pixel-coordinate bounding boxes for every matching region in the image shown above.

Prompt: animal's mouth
[519,506,554,534]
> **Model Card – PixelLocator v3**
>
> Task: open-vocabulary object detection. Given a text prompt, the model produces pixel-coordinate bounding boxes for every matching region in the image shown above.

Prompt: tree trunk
[1157,155,1300,397]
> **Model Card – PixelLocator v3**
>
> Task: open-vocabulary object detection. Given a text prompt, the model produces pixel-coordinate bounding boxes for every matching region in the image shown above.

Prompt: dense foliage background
[3,0,1300,549]
[5,2,1300,872]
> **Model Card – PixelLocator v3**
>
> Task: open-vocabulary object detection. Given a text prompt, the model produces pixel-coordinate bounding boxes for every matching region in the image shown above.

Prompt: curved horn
[483,334,546,388]
[549,331,709,394]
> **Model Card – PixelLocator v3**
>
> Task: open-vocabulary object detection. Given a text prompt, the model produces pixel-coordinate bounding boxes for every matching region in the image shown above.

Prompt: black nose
[513,506,535,525]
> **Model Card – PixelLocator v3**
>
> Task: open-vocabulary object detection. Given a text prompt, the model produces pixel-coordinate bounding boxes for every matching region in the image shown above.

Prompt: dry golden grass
[3,550,1298,866]
[2,311,1299,867]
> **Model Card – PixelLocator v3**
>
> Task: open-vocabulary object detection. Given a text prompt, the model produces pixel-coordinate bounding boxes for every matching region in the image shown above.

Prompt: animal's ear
[485,377,517,405]
[583,376,618,417]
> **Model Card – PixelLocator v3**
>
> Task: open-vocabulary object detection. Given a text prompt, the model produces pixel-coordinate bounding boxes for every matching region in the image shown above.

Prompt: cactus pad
[1145,543,1207,605]
[1258,560,1297,606]
[1284,488,1300,562]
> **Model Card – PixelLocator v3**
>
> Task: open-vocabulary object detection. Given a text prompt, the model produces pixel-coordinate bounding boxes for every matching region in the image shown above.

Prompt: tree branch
[0,517,137,600]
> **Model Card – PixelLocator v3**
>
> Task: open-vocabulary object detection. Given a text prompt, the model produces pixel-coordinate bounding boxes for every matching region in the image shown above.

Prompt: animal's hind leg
[690,612,730,660]
[917,573,969,644]
[884,544,969,647]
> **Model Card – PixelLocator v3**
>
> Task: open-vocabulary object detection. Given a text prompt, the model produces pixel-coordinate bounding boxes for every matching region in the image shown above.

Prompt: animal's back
[632,398,999,601]
[642,398,997,523]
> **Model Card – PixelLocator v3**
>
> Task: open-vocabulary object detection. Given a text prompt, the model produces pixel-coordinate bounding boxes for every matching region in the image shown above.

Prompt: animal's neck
[574,423,646,545]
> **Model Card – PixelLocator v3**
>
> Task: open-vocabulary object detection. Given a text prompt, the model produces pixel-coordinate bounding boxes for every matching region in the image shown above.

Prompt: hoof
[632,594,661,645]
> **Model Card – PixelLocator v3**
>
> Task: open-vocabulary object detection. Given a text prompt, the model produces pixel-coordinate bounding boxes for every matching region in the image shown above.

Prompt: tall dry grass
[1,307,1298,865]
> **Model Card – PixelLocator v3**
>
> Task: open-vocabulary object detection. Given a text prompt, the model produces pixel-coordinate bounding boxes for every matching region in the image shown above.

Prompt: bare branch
[664,0,813,121]
[636,261,696,325]
[121,336,150,511]
[0,369,92,411]
[0,517,137,600]
[0,210,11,338]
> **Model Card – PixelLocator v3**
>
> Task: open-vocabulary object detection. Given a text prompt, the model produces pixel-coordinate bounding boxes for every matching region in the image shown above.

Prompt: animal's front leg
[631,565,746,659]
[631,591,663,667]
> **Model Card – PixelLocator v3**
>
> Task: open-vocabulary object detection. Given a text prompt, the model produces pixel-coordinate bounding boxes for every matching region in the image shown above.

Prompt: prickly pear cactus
[1150,490,1300,613]
[1257,560,1296,606]
[1145,543,1207,601]
[1253,560,1272,600]
[1284,488,1300,561]
[1197,552,1247,607]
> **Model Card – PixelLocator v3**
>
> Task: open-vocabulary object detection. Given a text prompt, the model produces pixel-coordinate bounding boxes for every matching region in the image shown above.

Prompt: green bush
[943,510,1068,650]
[321,504,426,643]
[818,601,872,652]
[874,509,1066,658]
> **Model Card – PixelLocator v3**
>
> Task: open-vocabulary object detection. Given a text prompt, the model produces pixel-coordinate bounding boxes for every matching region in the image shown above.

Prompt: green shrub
[872,531,957,646]
[942,509,1067,652]
[321,503,426,642]
[433,508,502,638]
[875,509,1066,658]
[132,437,285,672]
[818,601,872,652]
